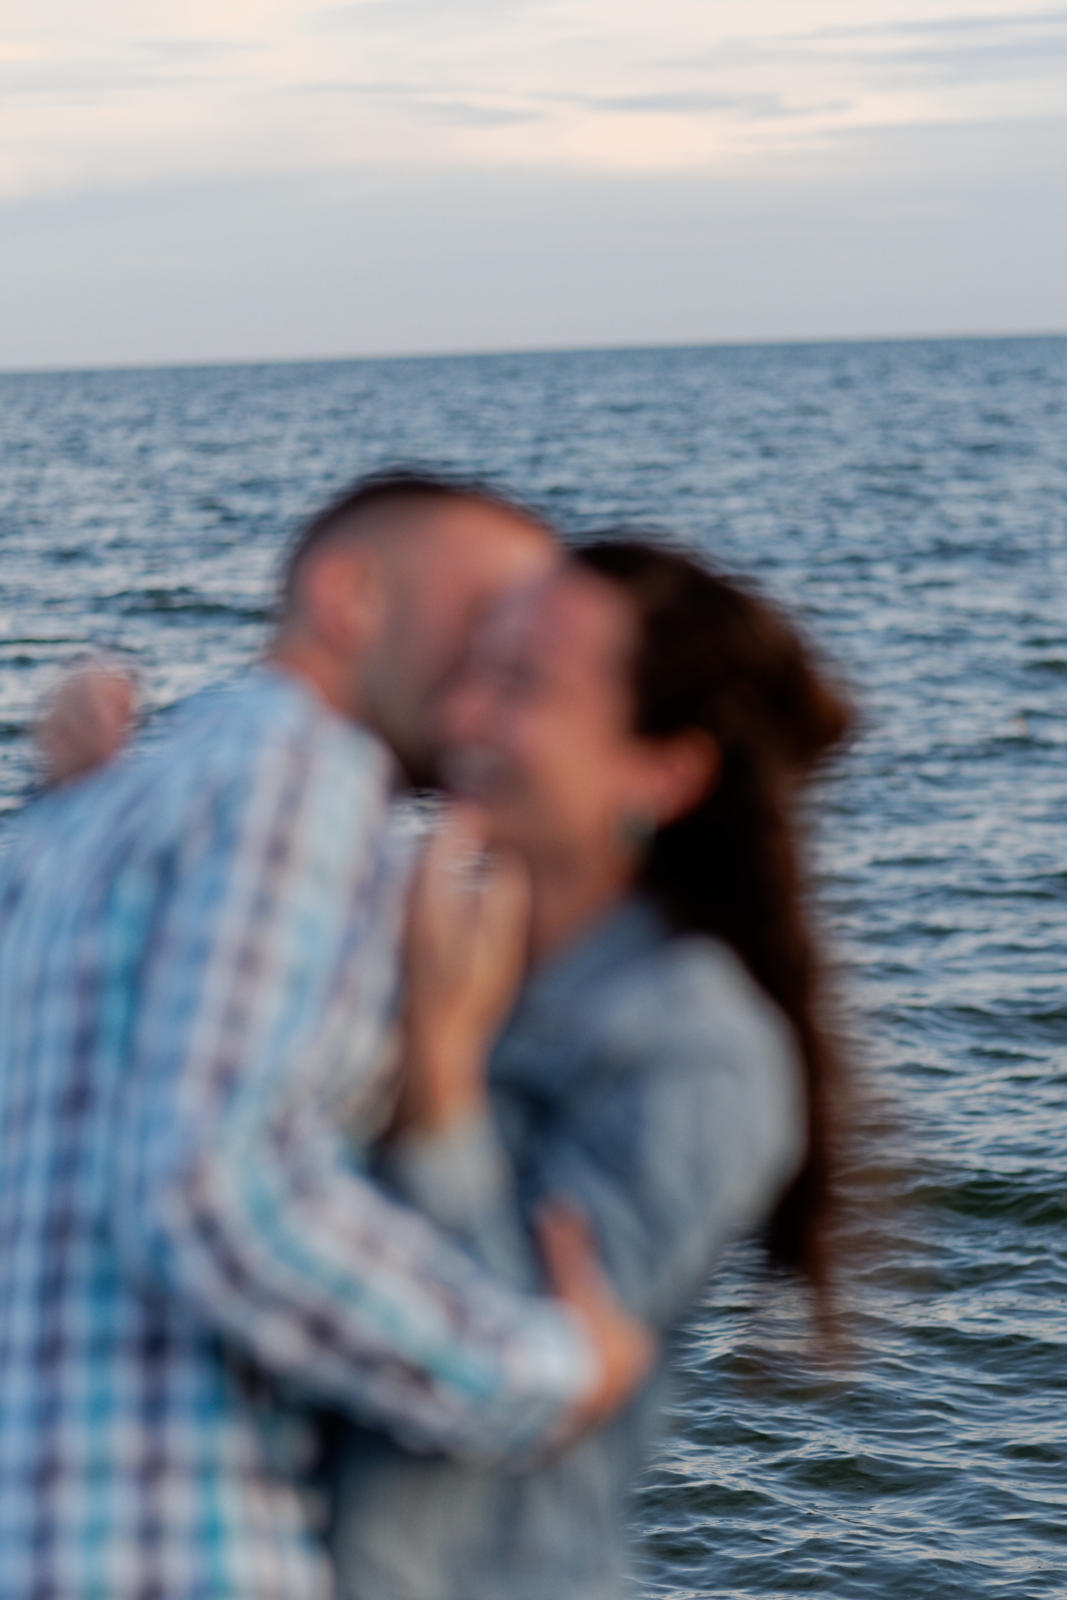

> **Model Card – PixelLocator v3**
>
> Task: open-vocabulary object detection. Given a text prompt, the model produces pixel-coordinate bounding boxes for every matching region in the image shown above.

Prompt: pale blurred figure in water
[332,538,855,1600]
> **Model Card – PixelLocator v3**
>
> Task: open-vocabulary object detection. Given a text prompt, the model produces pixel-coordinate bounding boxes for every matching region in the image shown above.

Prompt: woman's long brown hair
[571,539,855,1327]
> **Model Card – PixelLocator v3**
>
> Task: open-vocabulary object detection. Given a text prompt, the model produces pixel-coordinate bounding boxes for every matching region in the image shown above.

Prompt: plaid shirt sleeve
[109,718,592,1462]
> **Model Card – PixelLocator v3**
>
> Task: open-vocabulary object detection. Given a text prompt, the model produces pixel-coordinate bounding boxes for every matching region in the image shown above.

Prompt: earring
[616,811,657,852]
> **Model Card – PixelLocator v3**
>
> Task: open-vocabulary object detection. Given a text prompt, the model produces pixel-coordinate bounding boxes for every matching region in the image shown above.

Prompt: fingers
[411,806,484,912]
[409,802,514,938]
[478,850,531,958]
[439,799,491,849]
[37,665,138,784]
[406,817,475,965]
[536,1202,657,1437]
[84,672,136,751]
[536,1203,601,1307]
[402,804,532,1100]
[427,801,490,874]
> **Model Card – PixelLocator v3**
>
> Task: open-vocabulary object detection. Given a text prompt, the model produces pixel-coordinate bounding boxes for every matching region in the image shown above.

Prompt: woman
[331,537,854,1600]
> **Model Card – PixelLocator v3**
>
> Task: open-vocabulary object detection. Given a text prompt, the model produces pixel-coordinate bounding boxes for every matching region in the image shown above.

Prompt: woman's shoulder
[594,922,782,1030]
[590,926,803,1107]
[578,927,808,1256]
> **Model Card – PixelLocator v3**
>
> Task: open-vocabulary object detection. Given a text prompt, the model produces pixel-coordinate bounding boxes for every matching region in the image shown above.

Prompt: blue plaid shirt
[0,667,588,1600]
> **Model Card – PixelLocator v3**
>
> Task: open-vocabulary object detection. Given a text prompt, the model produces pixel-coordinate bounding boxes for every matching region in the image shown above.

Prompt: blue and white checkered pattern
[0,667,586,1600]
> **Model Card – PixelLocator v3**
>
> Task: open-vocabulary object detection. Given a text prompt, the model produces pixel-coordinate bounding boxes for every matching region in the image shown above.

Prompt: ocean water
[1,337,1065,1596]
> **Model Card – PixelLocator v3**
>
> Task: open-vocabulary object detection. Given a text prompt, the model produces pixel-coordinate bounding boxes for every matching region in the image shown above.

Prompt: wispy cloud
[140,38,251,65]
[3,0,1065,213]
[662,7,1067,88]
[0,35,250,106]
[584,90,847,121]
[0,64,207,102]
[315,0,552,29]
[409,99,542,127]
[290,80,543,127]
[807,8,1067,87]
[797,7,1067,43]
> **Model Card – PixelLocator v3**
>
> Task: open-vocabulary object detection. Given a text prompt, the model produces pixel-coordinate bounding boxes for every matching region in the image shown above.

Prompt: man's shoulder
[142,668,385,799]
[168,668,383,762]
[1,669,392,873]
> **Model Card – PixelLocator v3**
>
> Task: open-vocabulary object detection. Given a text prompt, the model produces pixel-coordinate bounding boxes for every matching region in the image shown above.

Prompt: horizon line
[2,325,1064,381]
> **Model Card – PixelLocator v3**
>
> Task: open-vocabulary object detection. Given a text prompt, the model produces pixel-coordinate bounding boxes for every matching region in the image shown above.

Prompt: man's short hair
[281,468,552,613]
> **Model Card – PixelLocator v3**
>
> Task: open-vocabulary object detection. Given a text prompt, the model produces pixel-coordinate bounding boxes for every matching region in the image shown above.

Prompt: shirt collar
[514,895,668,1027]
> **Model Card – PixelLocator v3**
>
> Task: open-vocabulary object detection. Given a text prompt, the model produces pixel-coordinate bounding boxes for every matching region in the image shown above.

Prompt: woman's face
[440,566,673,867]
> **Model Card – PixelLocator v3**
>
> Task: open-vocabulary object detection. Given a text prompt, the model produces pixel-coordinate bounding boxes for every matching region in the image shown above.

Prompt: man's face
[362,499,558,787]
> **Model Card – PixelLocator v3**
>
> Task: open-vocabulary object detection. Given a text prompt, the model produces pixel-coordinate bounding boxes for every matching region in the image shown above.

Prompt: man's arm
[108,721,640,1464]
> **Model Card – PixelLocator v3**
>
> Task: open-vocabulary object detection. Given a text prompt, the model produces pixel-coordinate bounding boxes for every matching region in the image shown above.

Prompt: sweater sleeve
[387,945,806,1333]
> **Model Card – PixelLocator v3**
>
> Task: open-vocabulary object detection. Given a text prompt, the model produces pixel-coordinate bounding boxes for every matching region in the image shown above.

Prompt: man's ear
[302,543,386,654]
[643,730,720,827]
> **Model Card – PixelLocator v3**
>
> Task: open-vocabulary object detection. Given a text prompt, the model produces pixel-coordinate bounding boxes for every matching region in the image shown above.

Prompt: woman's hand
[393,805,531,1135]
[37,661,138,785]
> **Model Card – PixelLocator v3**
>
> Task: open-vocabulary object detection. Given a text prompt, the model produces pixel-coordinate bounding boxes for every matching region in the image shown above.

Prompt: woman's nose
[439,678,495,750]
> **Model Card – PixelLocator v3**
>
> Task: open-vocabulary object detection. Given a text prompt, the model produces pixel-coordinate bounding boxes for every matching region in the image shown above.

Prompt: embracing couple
[0,470,854,1599]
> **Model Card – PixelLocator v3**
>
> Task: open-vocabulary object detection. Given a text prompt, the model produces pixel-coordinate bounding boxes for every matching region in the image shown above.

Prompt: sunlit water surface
[1,338,1064,1597]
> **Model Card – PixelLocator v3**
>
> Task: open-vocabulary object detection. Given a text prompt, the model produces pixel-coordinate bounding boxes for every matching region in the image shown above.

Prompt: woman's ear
[642,730,720,828]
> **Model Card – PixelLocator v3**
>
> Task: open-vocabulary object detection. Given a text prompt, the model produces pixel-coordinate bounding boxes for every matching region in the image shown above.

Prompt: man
[0,472,651,1599]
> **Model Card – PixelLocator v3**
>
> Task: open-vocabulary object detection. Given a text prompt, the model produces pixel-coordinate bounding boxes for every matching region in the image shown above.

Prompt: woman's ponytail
[572,539,855,1325]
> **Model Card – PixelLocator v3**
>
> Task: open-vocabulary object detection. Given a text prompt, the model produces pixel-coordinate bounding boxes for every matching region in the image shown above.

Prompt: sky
[2,1,1066,368]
